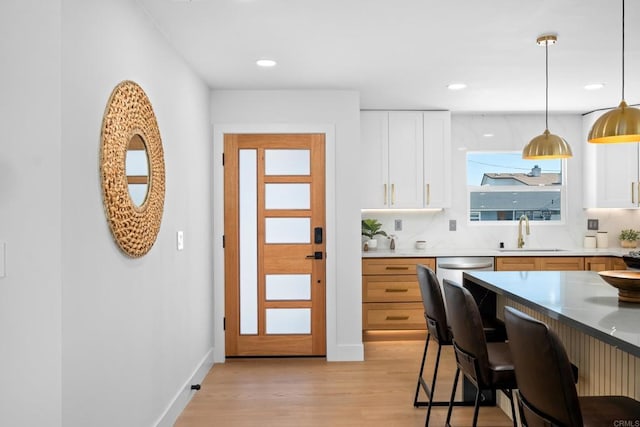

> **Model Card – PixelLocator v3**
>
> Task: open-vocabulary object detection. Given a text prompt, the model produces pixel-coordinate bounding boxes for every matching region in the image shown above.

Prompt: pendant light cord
[545,39,549,130]
[622,0,625,101]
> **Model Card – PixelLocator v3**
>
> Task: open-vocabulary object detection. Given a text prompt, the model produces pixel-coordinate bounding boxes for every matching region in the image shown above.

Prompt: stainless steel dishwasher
[436,256,495,289]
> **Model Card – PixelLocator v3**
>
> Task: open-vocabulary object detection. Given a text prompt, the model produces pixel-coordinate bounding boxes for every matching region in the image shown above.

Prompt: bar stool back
[443,280,517,427]
[504,306,640,427]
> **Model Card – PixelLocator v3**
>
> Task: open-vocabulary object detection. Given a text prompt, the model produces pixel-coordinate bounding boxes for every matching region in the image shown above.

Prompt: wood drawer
[362,302,425,330]
[363,275,420,302]
[362,257,435,275]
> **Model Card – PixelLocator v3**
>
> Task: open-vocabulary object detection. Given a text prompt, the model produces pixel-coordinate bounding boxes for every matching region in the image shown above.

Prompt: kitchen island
[463,270,640,400]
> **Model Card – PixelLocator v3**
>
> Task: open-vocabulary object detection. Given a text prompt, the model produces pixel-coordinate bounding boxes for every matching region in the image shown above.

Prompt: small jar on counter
[584,235,596,249]
[596,231,609,248]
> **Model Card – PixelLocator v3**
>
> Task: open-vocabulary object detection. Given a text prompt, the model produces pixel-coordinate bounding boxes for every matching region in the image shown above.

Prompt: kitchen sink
[497,248,567,252]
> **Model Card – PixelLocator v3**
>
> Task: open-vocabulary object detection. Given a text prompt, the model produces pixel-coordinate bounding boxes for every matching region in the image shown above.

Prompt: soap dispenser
[389,235,396,250]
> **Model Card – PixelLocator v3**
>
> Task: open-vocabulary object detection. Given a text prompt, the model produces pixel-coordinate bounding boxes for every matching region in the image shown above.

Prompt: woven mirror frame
[100,80,165,258]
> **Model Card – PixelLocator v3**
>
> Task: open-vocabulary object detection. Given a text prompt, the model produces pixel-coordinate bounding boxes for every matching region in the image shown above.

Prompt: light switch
[177,231,184,251]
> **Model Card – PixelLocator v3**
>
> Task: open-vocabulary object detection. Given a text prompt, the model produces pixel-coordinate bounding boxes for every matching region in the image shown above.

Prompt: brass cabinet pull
[391,183,395,205]
[385,288,409,293]
[426,183,431,206]
[384,183,387,205]
[637,181,639,206]
[633,182,635,204]
[385,266,409,270]
[386,315,409,321]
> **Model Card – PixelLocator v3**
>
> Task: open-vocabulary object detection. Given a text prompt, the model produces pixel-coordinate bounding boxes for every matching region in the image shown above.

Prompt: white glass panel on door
[265,218,310,243]
[264,149,310,176]
[265,183,310,210]
[239,149,258,335]
[266,308,311,334]
[265,274,311,300]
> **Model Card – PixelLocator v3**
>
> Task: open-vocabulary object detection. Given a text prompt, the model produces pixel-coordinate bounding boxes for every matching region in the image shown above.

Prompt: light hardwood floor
[175,340,513,426]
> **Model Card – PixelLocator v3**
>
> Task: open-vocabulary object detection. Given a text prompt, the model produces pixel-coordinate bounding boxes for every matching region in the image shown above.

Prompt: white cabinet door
[423,111,451,208]
[583,111,640,208]
[360,110,451,209]
[388,112,424,208]
[360,111,389,208]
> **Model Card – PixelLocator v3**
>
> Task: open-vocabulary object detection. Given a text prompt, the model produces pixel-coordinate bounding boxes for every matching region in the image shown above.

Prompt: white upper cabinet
[423,111,451,208]
[360,110,451,209]
[583,110,640,208]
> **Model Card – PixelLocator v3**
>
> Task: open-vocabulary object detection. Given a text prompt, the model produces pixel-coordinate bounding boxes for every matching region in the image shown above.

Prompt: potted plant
[362,218,387,249]
[619,229,640,248]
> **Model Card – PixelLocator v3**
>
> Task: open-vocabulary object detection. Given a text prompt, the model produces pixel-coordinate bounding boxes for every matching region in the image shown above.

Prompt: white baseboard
[154,348,214,427]
[327,343,364,361]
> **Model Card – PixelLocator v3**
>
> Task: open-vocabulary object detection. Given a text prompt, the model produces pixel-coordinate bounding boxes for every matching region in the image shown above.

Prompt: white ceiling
[138,0,640,113]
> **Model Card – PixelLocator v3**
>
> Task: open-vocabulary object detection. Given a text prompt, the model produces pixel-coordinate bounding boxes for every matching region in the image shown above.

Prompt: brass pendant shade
[522,34,573,159]
[588,101,640,143]
[522,129,573,159]
[588,0,640,144]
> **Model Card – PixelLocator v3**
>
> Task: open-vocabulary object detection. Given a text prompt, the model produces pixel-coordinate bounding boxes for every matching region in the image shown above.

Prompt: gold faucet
[518,214,530,248]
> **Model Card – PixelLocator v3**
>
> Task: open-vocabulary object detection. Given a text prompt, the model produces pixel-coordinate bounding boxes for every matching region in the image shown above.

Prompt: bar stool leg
[445,367,460,427]
[425,343,442,426]
[413,333,431,407]
[471,387,481,427]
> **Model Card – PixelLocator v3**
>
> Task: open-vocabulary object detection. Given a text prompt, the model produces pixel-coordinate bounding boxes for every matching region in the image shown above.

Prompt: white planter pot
[367,239,378,249]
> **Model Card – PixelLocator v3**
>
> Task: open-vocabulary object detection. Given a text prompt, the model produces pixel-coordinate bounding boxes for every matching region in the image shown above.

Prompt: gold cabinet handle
[391,183,395,205]
[386,315,409,321]
[384,184,388,205]
[426,183,431,206]
[637,181,639,206]
[385,266,409,270]
[385,288,409,293]
[632,182,635,204]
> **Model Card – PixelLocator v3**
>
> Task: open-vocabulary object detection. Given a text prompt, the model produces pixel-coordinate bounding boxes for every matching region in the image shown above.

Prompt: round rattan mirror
[100,81,165,257]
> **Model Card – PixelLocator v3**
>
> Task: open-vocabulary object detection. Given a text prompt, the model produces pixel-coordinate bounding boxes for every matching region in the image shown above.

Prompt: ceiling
[138,0,640,113]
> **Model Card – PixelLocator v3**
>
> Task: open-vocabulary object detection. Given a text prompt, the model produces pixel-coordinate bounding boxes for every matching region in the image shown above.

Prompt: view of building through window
[467,152,563,222]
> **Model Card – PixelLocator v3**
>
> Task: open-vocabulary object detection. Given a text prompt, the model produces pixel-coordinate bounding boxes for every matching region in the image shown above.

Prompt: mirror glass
[125,133,150,207]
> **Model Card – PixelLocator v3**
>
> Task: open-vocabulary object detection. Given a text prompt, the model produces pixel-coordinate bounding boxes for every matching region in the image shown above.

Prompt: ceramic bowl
[598,270,640,303]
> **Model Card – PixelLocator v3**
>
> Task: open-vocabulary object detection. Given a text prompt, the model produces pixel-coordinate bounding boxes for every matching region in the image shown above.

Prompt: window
[467,152,565,222]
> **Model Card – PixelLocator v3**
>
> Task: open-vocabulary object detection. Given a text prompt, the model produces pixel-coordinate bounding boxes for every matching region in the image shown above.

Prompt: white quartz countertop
[362,247,631,258]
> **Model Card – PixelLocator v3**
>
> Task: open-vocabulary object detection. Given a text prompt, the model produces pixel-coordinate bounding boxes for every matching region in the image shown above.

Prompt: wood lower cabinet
[496,256,584,271]
[362,257,435,341]
[584,256,613,271]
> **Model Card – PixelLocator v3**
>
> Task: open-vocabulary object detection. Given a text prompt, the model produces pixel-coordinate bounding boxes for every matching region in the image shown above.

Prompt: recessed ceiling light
[483,133,494,138]
[447,83,467,90]
[256,59,277,67]
[584,83,605,90]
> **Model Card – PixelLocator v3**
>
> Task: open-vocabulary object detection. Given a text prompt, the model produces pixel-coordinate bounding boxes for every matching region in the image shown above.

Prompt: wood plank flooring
[175,340,513,426]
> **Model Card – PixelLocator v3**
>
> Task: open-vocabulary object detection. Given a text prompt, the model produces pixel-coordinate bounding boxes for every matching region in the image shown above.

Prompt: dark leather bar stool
[413,265,507,426]
[504,306,640,427]
[442,279,517,427]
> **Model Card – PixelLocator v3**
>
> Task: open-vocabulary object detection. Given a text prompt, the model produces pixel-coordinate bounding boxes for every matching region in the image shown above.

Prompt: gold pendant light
[522,35,573,159]
[588,0,640,143]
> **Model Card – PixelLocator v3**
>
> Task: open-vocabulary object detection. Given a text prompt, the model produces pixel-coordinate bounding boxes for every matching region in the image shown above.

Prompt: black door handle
[305,251,323,260]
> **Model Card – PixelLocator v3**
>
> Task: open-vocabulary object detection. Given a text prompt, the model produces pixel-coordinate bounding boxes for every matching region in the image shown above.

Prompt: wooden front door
[224,134,326,356]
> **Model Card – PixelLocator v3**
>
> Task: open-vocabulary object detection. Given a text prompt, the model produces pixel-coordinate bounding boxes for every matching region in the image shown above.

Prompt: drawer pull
[386,315,410,321]
[385,266,409,270]
[385,288,409,293]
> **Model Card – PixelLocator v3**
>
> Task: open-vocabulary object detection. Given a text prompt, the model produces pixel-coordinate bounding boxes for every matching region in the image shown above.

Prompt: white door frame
[212,123,336,363]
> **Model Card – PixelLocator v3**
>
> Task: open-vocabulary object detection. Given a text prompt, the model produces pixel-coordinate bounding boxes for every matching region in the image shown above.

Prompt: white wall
[60,1,213,426]
[0,2,62,426]
[365,113,591,250]
[210,90,364,361]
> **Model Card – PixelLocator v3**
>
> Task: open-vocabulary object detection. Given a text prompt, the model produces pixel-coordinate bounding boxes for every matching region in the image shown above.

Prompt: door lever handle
[306,251,323,260]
